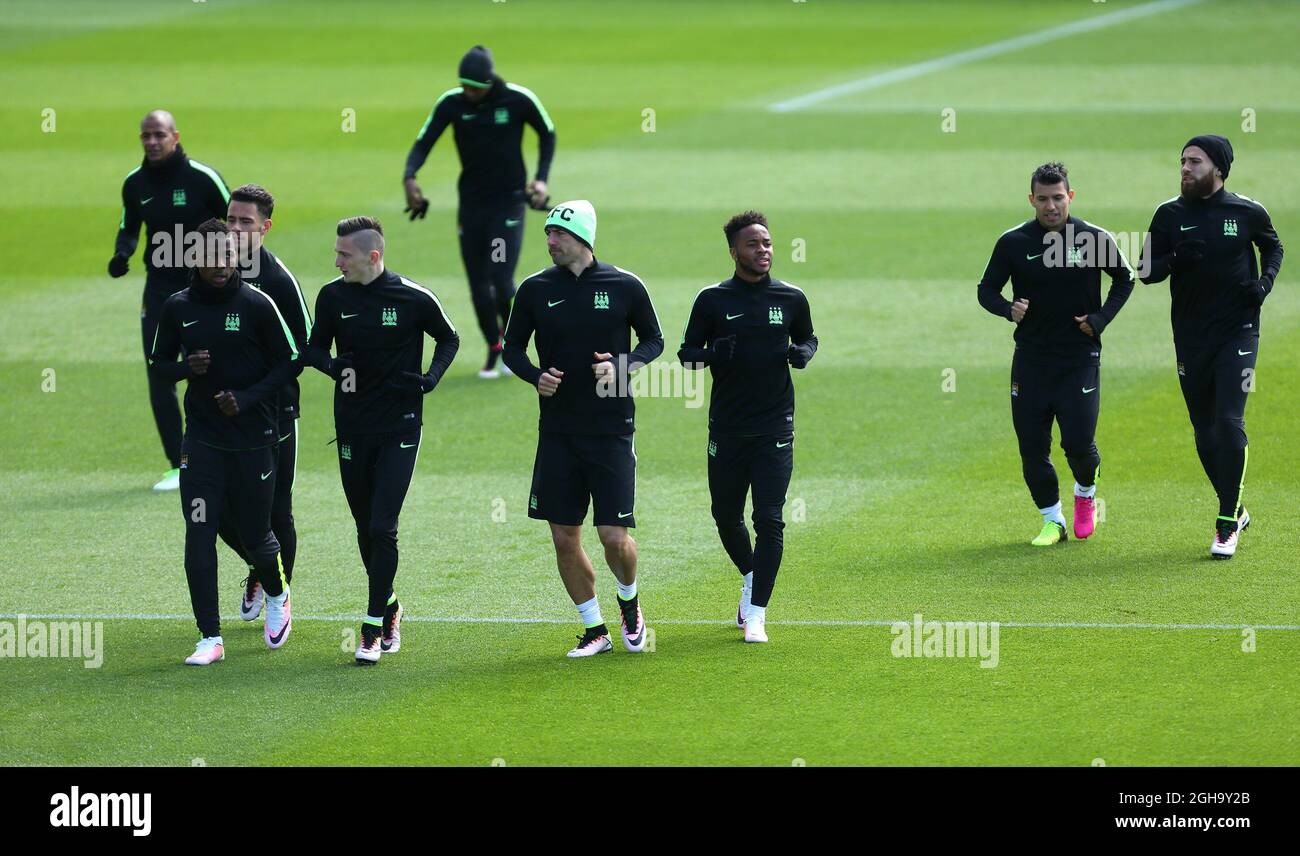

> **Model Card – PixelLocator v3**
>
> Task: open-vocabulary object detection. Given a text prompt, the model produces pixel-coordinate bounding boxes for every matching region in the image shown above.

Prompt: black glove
[1241,277,1269,307]
[787,343,810,369]
[107,254,129,278]
[388,370,435,395]
[327,355,354,381]
[710,334,736,363]
[1169,239,1206,273]
[404,198,429,221]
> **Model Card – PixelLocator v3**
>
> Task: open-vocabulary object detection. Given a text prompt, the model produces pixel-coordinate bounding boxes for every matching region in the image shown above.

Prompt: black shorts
[529,432,636,527]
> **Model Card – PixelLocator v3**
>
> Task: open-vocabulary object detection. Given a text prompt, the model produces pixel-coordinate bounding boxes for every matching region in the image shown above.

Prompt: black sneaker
[382,599,403,653]
[238,573,263,621]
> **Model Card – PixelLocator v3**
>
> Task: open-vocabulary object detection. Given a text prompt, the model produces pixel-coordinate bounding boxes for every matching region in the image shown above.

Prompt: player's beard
[738,255,770,279]
[1181,172,1216,199]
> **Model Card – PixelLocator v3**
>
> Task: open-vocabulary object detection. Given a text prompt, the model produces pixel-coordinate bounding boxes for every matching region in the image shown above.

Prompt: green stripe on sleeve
[506,83,555,132]
[189,160,230,204]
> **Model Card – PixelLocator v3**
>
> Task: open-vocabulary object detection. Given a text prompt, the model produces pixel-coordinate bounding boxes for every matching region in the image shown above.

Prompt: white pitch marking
[768,0,1203,113]
[2,613,1296,631]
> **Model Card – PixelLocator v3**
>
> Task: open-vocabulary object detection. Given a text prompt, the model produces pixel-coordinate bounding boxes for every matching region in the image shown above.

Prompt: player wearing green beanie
[502,200,664,658]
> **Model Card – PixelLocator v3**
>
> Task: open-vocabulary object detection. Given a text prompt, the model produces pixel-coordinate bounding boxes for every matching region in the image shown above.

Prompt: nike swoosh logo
[260,471,272,480]
[400,442,417,449]
[140,197,153,205]
[1180,225,1198,231]
[1026,254,1043,260]
[341,313,358,319]
[1082,387,1097,394]
[1238,350,1253,356]
[461,113,476,120]
[617,511,633,519]
[268,610,290,645]
[547,300,565,307]
[776,441,791,448]
[505,219,521,227]
[279,433,292,443]
[726,313,744,320]
[183,320,198,327]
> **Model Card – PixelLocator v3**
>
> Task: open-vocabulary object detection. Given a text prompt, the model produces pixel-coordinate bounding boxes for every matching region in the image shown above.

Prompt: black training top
[115,145,231,292]
[503,259,663,435]
[678,274,817,437]
[242,246,311,422]
[1139,187,1283,347]
[148,272,299,451]
[307,269,459,438]
[978,216,1135,366]
[403,76,556,206]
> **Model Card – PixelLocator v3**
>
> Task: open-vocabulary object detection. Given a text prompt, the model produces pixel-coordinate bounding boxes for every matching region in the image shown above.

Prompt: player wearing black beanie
[1139,136,1283,559]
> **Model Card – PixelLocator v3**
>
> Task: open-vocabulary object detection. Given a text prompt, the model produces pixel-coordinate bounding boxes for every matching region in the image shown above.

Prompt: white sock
[576,596,603,629]
[617,580,637,602]
[742,571,753,594]
[1039,502,1066,527]
[204,635,223,646]
[1074,483,1096,499]
[746,604,766,624]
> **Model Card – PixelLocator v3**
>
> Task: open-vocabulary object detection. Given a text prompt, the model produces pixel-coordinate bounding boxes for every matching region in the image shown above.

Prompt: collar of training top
[729,272,773,289]
[1026,214,1080,236]
[557,256,599,280]
[358,268,394,288]
[142,143,187,173]
[240,246,271,278]
[187,269,243,304]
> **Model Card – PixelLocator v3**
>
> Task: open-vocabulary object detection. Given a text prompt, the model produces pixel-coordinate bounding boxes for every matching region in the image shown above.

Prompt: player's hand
[1169,239,1205,273]
[1073,315,1097,338]
[787,343,810,368]
[214,390,240,417]
[592,352,615,383]
[389,370,435,395]
[403,179,428,221]
[527,180,550,211]
[537,367,564,397]
[1010,298,1029,323]
[1241,278,1268,307]
[710,334,736,362]
[107,254,129,278]
[186,349,211,376]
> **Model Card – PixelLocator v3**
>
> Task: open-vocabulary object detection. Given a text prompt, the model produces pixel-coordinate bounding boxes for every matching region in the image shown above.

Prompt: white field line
[2,613,1296,631]
[767,0,1203,113]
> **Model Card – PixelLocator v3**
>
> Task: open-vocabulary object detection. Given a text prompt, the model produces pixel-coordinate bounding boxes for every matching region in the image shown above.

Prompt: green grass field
[1,0,1297,766]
